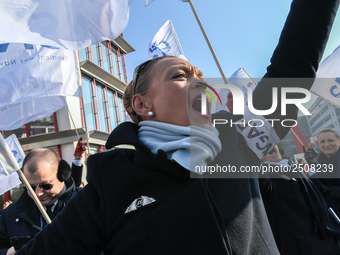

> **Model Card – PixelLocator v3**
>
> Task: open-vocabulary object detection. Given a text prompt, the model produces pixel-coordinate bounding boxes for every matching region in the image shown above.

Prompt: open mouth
[191,94,210,119]
[191,96,202,113]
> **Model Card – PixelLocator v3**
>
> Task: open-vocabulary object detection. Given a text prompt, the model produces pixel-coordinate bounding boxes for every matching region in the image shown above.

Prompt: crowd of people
[259,131,340,254]
[0,0,339,254]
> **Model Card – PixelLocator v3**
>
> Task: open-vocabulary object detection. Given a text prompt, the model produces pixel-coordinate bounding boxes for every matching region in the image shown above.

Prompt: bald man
[0,148,79,255]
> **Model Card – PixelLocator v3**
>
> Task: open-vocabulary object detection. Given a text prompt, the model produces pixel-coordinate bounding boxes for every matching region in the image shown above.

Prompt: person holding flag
[0,146,84,255]
[12,0,340,254]
[72,138,87,188]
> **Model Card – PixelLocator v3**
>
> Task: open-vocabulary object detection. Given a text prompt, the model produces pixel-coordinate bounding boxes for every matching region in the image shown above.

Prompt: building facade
[307,97,340,137]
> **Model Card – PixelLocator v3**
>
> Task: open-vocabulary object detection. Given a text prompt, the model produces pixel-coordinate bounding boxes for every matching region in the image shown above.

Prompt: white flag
[0,135,25,195]
[311,44,340,108]
[0,0,131,50]
[143,0,156,6]
[0,96,67,131]
[0,43,81,130]
[148,20,186,60]
[5,135,26,168]
[0,162,21,196]
[215,67,257,113]
[316,44,340,78]
[0,134,20,175]
[144,1,187,7]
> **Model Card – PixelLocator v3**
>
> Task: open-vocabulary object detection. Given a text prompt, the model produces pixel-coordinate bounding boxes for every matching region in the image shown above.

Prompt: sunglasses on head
[25,183,54,191]
[131,59,153,98]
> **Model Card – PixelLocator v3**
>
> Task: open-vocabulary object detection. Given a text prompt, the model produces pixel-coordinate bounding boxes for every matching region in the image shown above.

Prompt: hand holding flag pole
[0,134,51,224]
[181,0,229,84]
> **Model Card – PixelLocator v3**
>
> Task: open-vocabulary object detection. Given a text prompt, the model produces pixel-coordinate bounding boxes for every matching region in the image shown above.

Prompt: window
[309,105,329,127]
[28,115,55,136]
[117,50,124,82]
[101,42,111,73]
[107,90,119,130]
[91,44,101,66]
[2,115,55,137]
[2,126,26,139]
[335,107,340,120]
[117,95,126,124]
[78,48,88,62]
[111,46,119,79]
[82,77,97,130]
[89,144,101,155]
[80,41,129,132]
[118,52,127,83]
[311,114,332,133]
[96,84,108,132]
[81,75,128,132]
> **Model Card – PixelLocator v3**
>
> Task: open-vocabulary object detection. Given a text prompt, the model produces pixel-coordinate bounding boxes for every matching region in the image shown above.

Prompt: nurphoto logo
[201,83,311,116]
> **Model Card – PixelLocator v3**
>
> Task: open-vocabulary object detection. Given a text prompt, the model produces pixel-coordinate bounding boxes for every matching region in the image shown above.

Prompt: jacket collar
[14,178,77,224]
[105,122,144,149]
[105,122,198,179]
[60,177,77,201]
[14,192,41,227]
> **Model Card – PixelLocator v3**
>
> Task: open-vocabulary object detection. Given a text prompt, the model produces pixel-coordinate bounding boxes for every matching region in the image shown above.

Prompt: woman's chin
[190,111,212,130]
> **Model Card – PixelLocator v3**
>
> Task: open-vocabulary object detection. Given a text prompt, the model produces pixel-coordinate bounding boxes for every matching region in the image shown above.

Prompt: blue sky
[124,0,340,82]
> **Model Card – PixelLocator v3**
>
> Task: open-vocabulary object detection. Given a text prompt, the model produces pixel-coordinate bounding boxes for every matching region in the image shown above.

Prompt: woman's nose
[191,81,207,90]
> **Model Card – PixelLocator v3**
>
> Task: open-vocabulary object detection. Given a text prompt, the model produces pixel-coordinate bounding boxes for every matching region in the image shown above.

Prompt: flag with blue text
[0,0,131,50]
[311,44,340,108]
[148,20,186,60]
[0,43,81,130]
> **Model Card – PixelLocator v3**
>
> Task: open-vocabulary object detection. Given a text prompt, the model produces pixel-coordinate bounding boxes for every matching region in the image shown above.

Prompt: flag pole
[67,107,80,138]
[76,52,91,156]
[183,0,229,84]
[80,86,91,156]
[169,20,185,56]
[290,128,304,146]
[241,67,257,86]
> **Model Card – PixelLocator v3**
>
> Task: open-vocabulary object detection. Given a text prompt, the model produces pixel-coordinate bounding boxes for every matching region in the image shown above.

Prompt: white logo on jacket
[125,196,156,214]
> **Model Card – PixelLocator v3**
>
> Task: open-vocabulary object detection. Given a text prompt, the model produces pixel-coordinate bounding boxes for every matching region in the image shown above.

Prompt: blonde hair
[123,56,176,123]
[317,128,340,140]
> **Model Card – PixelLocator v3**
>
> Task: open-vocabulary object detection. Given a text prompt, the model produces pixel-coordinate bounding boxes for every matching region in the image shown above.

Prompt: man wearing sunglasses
[0,148,80,255]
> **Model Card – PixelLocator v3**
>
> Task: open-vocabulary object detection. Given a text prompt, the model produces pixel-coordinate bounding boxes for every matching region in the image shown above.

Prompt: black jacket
[313,150,340,222]
[15,122,278,255]
[0,177,78,255]
[15,0,339,254]
[71,163,84,187]
[260,165,340,255]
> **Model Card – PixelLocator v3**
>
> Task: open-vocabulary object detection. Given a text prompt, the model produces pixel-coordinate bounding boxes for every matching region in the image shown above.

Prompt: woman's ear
[132,95,153,119]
